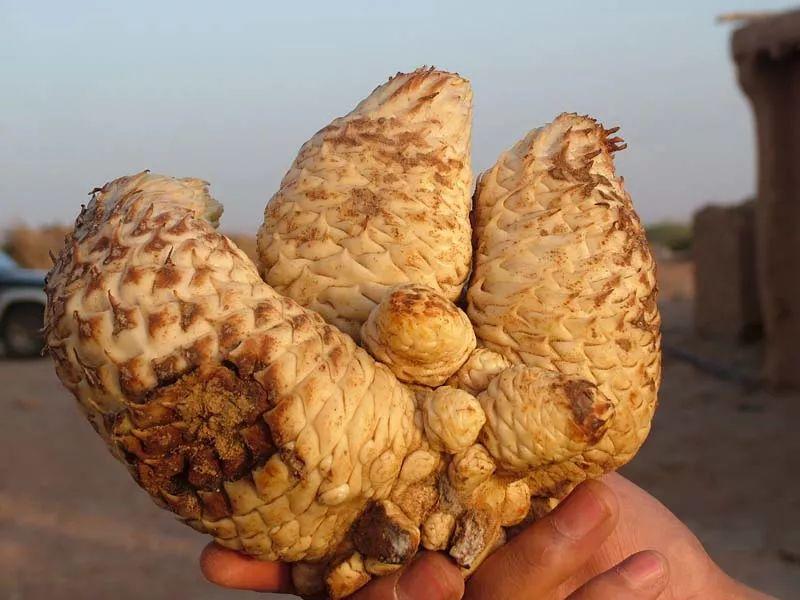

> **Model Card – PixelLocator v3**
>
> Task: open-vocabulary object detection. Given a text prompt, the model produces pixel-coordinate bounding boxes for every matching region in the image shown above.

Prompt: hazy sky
[1,1,794,233]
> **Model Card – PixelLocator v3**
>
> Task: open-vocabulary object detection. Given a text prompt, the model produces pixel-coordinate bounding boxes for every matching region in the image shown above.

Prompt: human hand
[200,546,464,599]
[201,478,669,599]
[468,473,773,600]
[465,478,669,599]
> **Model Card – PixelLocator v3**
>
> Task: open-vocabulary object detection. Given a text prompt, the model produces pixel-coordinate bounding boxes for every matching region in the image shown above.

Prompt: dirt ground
[1,297,798,599]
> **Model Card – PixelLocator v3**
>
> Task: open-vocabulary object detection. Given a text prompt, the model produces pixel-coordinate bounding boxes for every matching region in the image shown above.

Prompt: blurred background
[2,1,799,598]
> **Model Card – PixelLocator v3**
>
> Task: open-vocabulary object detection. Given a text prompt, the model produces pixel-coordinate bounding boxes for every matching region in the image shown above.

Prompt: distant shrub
[3,225,71,269]
[646,221,692,252]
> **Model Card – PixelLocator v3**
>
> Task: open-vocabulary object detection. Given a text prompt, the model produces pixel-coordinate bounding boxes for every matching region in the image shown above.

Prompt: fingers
[466,479,619,600]
[352,552,464,600]
[567,550,669,599]
[200,544,463,600]
[199,543,292,593]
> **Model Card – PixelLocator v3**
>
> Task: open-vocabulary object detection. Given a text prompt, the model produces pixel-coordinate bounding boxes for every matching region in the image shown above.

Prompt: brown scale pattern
[43,108,662,598]
[258,68,473,341]
[45,170,549,599]
[467,113,661,497]
[44,172,420,573]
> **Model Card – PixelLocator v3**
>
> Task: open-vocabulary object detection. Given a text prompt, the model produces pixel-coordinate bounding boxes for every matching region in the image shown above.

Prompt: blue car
[0,251,46,358]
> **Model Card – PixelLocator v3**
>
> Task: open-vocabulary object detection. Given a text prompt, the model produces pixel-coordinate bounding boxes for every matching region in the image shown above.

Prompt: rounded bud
[361,284,476,386]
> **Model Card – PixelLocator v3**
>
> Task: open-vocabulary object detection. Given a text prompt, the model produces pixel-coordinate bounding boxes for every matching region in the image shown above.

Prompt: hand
[466,478,669,599]
[572,473,773,599]
[201,479,670,599]
[468,473,773,600]
[200,546,464,599]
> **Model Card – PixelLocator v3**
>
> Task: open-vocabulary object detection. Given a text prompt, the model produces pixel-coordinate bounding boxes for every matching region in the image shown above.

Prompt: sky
[1,0,795,233]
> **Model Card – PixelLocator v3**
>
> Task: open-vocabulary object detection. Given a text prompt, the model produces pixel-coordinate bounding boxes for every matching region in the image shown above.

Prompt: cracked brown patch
[188,447,223,490]
[128,401,177,429]
[161,488,202,520]
[279,448,306,479]
[112,364,273,521]
[393,477,439,524]
[351,502,419,564]
[449,510,498,569]
[562,380,611,444]
[151,354,185,386]
[197,489,231,520]
[138,424,183,455]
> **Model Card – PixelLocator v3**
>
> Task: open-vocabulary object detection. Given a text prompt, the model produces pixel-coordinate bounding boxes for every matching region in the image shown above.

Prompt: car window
[0,252,18,270]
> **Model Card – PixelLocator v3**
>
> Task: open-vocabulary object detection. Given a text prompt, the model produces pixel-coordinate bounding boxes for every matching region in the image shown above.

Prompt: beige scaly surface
[361,284,476,387]
[258,68,473,340]
[467,114,661,496]
[43,112,662,597]
[44,172,419,567]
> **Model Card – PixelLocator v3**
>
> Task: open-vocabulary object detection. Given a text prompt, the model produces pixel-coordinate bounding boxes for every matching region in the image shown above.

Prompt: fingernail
[619,551,666,588]
[397,553,460,600]
[552,483,612,540]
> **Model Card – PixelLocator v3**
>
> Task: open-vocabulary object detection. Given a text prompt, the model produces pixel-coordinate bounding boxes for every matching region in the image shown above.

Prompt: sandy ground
[1,298,798,599]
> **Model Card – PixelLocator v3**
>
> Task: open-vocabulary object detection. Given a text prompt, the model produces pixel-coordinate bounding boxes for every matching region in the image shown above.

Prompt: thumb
[351,552,464,600]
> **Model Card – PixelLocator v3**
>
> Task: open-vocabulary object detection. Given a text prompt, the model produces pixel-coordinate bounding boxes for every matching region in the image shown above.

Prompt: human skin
[201,474,773,599]
[466,473,774,600]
